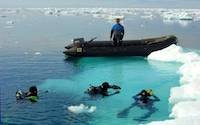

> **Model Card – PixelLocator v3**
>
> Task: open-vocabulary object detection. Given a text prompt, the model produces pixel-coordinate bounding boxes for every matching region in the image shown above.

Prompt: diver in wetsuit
[16,86,38,100]
[117,89,160,120]
[85,82,121,96]
[133,89,160,104]
[25,86,38,97]
[99,82,121,96]
[110,18,124,46]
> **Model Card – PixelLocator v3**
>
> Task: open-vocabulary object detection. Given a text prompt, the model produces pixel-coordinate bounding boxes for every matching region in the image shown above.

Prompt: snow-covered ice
[147,45,200,125]
[0,8,200,24]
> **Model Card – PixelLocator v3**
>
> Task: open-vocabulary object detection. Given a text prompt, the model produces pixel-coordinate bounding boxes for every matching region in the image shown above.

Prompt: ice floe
[162,12,193,21]
[147,45,200,125]
[24,52,29,55]
[67,104,96,114]
[170,101,200,118]
[148,44,200,63]
[0,8,20,14]
[34,52,41,55]
[0,8,200,25]
[6,20,14,25]
[147,117,200,125]
[40,8,200,23]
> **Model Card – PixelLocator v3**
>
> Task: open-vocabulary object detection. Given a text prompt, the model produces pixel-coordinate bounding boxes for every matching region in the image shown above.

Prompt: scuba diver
[117,89,160,121]
[133,89,160,104]
[26,86,38,97]
[85,82,121,96]
[16,86,39,102]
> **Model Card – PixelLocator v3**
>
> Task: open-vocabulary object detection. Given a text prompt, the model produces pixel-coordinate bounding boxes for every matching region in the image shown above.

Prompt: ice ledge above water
[147,45,200,125]
[146,117,200,125]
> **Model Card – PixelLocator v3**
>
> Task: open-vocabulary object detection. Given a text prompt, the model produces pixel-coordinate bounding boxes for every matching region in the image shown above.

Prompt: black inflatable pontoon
[63,35,177,57]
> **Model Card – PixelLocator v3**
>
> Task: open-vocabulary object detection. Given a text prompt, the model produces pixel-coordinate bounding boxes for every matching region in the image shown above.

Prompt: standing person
[110,18,124,46]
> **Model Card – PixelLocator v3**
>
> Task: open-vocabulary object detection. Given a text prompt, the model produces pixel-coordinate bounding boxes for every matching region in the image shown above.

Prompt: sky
[0,0,200,8]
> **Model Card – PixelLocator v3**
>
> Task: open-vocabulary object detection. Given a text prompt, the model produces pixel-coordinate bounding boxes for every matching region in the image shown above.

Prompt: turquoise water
[39,57,180,125]
[1,55,180,125]
[0,10,199,125]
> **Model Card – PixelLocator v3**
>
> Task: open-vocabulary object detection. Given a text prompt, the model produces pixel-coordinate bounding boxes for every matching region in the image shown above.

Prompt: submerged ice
[147,45,200,125]
[67,104,96,114]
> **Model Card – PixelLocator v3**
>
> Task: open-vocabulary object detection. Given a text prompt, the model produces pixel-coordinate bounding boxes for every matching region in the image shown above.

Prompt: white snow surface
[169,101,200,118]
[147,45,200,125]
[147,117,200,125]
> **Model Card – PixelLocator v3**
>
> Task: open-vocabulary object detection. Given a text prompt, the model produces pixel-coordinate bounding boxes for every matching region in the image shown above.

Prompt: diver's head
[29,86,38,95]
[146,89,153,96]
[102,82,109,88]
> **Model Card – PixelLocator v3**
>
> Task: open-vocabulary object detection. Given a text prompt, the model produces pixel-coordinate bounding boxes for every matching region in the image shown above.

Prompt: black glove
[112,85,121,89]
[115,91,120,94]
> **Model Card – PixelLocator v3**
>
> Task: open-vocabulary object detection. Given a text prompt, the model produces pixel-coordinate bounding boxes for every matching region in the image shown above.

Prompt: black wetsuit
[134,90,159,104]
[98,84,113,96]
[86,83,120,96]
[26,86,38,97]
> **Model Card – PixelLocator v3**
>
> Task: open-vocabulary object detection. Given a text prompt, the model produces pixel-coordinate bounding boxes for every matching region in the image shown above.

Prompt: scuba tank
[85,85,99,95]
[16,89,25,100]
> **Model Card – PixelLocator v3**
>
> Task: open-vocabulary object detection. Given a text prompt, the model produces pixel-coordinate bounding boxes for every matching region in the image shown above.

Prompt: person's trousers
[113,35,123,46]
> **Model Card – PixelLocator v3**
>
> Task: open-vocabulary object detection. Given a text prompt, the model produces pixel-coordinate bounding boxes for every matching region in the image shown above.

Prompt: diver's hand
[112,85,121,89]
[84,89,89,94]
[152,95,160,101]
[132,95,140,101]
[115,91,120,94]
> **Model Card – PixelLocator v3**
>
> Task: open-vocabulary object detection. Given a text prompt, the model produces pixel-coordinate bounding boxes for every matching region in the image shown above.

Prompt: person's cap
[115,18,121,22]
[115,18,121,20]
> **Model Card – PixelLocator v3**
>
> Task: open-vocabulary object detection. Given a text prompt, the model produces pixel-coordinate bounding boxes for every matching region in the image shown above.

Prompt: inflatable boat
[63,35,177,57]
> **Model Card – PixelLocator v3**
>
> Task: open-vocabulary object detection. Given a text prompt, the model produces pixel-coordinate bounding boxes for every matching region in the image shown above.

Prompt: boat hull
[63,35,177,57]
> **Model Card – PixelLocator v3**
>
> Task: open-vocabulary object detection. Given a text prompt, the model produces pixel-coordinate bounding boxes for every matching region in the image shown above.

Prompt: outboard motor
[73,38,85,47]
[71,38,85,53]
[65,38,85,49]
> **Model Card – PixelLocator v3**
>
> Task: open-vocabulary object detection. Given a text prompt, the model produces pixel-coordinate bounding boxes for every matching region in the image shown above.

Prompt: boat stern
[63,38,85,57]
